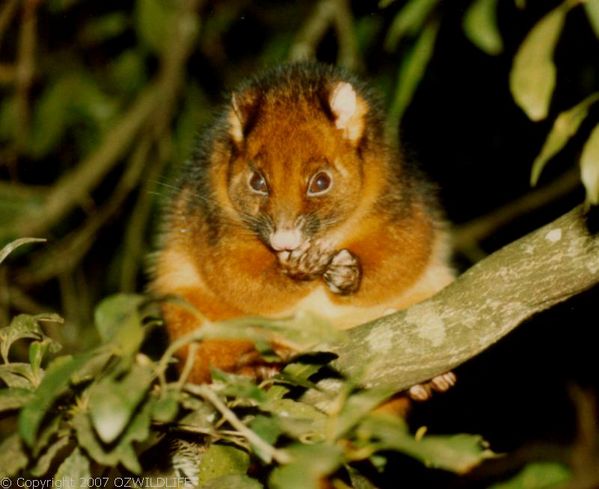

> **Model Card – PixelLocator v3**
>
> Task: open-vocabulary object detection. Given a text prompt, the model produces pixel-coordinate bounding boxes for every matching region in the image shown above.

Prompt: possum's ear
[228,89,260,146]
[329,82,367,144]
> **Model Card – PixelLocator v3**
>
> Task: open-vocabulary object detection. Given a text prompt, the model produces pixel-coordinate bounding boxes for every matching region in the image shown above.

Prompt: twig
[185,383,291,464]
[156,321,207,390]
[176,343,198,390]
[15,0,202,283]
[120,136,169,291]
[0,63,16,84]
[2,286,49,314]
[0,0,19,51]
[15,137,153,285]
[453,168,581,252]
[15,0,39,151]
[4,83,160,241]
[289,0,336,62]
[121,0,202,291]
[331,0,361,70]
[568,387,599,488]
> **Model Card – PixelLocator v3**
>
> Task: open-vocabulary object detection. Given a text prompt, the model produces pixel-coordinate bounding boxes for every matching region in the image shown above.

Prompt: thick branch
[305,206,599,408]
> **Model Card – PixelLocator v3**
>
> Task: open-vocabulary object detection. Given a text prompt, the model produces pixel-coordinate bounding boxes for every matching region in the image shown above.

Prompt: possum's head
[220,64,385,253]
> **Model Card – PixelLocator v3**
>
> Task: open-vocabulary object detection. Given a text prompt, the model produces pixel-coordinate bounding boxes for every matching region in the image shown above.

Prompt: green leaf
[384,0,438,50]
[584,0,599,39]
[54,447,92,485]
[35,413,63,458]
[489,462,571,489]
[88,363,153,444]
[530,94,599,185]
[198,444,250,486]
[19,353,92,447]
[70,350,113,384]
[269,444,343,489]
[280,359,326,388]
[0,189,45,236]
[333,387,395,440]
[580,124,599,206]
[174,83,209,163]
[109,50,147,97]
[0,363,34,389]
[356,415,493,474]
[509,3,570,121]
[0,388,33,412]
[264,384,289,401]
[152,389,180,423]
[463,0,503,55]
[213,312,342,351]
[277,311,343,348]
[73,399,152,473]
[72,75,119,131]
[0,312,62,363]
[387,20,440,135]
[29,337,63,383]
[211,369,267,403]
[0,95,17,143]
[261,398,327,441]
[135,0,176,54]
[29,77,74,158]
[94,293,145,356]
[249,415,282,446]
[80,13,129,44]
[31,436,71,477]
[0,237,46,265]
[203,475,263,489]
[0,433,28,477]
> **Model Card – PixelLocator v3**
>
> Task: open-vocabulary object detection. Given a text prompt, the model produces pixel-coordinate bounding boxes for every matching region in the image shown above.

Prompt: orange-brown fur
[150,63,453,383]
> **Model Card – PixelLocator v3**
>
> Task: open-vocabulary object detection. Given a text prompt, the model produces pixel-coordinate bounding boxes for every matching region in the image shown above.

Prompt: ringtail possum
[151,62,454,385]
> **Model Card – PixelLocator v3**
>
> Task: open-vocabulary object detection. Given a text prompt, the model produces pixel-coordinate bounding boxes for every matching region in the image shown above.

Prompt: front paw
[277,241,333,280]
[408,372,457,401]
[323,249,361,295]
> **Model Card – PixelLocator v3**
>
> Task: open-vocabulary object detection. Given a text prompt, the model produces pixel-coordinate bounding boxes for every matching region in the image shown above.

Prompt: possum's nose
[269,228,303,251]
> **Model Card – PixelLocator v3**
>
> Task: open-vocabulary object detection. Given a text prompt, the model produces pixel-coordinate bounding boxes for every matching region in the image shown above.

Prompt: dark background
[1,0,598,486]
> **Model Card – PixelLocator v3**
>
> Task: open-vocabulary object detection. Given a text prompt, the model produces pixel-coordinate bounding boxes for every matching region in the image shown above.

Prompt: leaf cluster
[0,240,575,489]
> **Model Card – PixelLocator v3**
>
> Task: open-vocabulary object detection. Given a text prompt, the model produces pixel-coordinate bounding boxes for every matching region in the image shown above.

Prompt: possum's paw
[408,372,457,401]
[278,245,327,279]
[277,241,333,280]
[323,249,361,295]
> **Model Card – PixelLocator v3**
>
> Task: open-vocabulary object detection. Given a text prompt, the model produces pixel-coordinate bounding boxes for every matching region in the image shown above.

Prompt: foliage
[9,240,590,487]
[1,0,598,487]
[506,0,599,206]
[0,240,495,486]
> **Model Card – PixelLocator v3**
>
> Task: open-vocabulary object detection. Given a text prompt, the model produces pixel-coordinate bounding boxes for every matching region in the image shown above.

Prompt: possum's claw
[278,240,333,280]
[323,249,361,295]
[408,372,457,401]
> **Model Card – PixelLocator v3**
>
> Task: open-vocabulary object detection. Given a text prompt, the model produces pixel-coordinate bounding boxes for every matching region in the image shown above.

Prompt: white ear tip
[330,82,357,129]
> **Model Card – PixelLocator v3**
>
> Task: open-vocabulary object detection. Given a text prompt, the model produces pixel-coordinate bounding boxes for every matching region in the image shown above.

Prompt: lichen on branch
[305,206,599,409]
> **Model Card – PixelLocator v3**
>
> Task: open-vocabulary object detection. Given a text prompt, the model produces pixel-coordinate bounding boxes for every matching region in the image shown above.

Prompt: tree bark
[304,206,599,408]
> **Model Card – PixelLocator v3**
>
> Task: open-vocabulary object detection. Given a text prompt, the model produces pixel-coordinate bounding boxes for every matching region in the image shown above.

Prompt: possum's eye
[248,171,269,195]
[307,171,333,196]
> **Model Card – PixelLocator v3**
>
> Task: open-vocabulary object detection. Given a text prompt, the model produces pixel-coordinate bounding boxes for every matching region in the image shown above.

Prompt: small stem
[15,0,38,151]
[156,321,207,389]
[0,0,19,49]
[176,343,198,390]
[289,0,336,62]
[186,383,292,464]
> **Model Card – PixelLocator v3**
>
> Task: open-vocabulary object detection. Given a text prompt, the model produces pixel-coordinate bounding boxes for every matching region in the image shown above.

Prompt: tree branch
[304,206,599,409]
